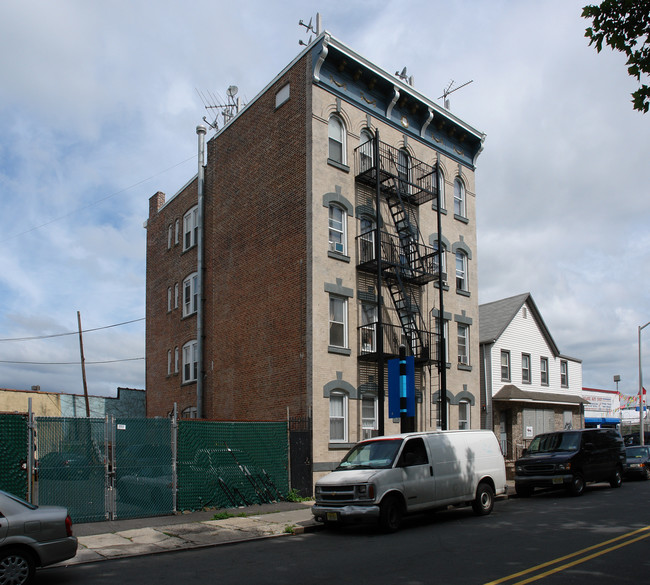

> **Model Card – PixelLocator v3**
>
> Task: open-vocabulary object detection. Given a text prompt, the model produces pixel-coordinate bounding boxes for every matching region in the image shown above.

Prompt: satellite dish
[227,86,238,98]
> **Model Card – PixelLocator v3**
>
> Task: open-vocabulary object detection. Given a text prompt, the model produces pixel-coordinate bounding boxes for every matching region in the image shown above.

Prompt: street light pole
[639,322,650,446]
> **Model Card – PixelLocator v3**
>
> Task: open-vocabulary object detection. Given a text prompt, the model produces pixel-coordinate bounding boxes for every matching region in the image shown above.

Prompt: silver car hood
[317,468,382,485]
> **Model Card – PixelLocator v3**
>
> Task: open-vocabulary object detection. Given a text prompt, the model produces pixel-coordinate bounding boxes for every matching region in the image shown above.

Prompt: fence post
[172,403,178,513]
[27,398,34,504]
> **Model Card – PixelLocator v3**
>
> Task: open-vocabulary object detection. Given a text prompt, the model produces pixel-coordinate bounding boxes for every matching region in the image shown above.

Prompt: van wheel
[609,466,623,488]
[472,482,494,516]
[379,495,404,532]
[567,473,585,496]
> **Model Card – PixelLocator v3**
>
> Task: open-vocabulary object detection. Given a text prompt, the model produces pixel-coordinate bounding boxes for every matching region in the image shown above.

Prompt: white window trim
[456,251,468,291]
[459,400,470,430]
[522,353,531,384]
[501,350,511,382]
[328,115,346,165]
[183,206,198,251]
[458,323,469,365]
[361,395,378,439]
[454,178,466,218]
[329,392,348,443]
[328,204,347,255]
[182,340,198,383]
[174,347,179,374]
[183,273,198,317]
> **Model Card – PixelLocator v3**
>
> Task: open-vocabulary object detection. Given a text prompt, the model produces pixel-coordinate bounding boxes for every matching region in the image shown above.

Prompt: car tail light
[65,514,74,537]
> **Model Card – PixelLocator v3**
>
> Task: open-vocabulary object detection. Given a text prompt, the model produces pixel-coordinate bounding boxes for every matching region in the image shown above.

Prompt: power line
[0,317,145,342]
[0,357,144,365]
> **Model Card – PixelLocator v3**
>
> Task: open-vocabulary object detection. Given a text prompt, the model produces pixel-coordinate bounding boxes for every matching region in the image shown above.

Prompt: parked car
[515,428,625,497]
[0,489,78,585]
[312,430,507,532]
[623,432,650,446]
[623,445,650,480]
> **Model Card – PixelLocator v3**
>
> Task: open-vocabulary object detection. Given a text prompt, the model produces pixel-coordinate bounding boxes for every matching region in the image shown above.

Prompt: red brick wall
[146,55,310,420]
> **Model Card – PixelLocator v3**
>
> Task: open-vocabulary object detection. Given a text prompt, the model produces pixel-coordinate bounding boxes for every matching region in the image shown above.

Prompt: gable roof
[479,292,561,356]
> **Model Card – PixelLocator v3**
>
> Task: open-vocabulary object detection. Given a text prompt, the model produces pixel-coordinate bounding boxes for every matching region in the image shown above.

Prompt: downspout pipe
[196,125,206,419]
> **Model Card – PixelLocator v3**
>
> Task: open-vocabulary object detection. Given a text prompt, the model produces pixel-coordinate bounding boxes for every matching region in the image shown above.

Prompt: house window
[433,242,447,281]
[329,295,348,348]
[522,353,531,384]
[459,400,470,430]
[458,324,469,366]
[362,396,378,439]
[167,350,172,376]
[182,340,198,383]
[540,357,549,385]
[174,283,179,309]
[561,360,569,387]
[167,225,173,250]
[455,251,468,291]
[436,169,446,210]
[275,83,290,108]
[359,217,375,262]
[501,350,511,381]
[328,115,346,164]
[183,206,198,250]
[435,318,449,364]
[329,392,348,442]
[359,129,374,173]
[454,178,466,218]
[183,273,198,317]
[175,219,180,245]
[397,149,411,194]
[167,287,172,312]
[174,347,179,374]
[360,303,377,353]
[328,204,346,255]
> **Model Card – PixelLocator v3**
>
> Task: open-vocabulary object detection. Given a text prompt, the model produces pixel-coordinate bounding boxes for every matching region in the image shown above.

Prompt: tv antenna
[196,85,243,131]
[438,79,473,110]
[299,13,322,46]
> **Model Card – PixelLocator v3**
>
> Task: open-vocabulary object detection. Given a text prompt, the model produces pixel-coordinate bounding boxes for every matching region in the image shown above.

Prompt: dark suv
[514,428,625,497]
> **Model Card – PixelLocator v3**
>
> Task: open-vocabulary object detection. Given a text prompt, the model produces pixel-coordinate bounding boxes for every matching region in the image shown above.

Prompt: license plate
[326,512,339,522]
[552,476,563,485]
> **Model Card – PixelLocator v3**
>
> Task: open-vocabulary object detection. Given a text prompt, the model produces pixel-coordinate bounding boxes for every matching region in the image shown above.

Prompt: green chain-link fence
[0,414,28,499]
[177,420,289,511]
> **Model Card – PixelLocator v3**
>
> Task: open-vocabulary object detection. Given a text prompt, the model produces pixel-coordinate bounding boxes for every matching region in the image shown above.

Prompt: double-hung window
[183,273,198,317]
[359,129,373,172]
[435,317,449,364]
[360,303,377,353]
[328,205,346,255]
[183,206,198,250]
[522,353,531,383]
[459,400,470,430]
[182,340,198,383]
[329,295,348,348]
[561,360,569,387]
[454,178,466,218]
[328,116,345,164]
[540,357,549,385]
[361,396,377,439]
[501,350,511,381]
[359,217,375,262]
[330,392,348,442]
[456,251,468,291]
[458,324,469,366]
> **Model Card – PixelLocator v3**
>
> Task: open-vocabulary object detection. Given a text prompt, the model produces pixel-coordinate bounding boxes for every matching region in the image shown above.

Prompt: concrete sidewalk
[67,501,320,565]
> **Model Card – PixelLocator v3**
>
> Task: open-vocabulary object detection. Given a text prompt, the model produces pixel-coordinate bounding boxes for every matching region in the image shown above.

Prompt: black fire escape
[355,138,440,366]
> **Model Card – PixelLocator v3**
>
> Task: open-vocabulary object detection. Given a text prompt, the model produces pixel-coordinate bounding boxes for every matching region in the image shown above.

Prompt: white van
[312,430,507,531]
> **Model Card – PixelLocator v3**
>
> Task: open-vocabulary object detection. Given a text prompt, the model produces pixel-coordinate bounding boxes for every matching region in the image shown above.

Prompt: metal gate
[0,414,28,500]
[289,416,312,497]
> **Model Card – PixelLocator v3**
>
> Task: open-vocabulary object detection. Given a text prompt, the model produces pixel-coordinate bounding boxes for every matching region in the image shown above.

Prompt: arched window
[359,216,375,262]
[454,177,466,218]
[329,391,348,442]
[437,168,446,210]
[328,115,346,164]
[359,129,373,172]
[328,204,347,255]
[182,340,198,383]
[455,250,468,291]
[398,149,411,194]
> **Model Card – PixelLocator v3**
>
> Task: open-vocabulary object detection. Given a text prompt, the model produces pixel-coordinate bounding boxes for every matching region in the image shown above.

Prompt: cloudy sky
[1,0,648,398]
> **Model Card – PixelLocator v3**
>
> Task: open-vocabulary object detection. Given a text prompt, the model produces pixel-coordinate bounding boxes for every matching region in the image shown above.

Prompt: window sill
[432,206,448,215]
[328,250,350,263]
[456,289,471,297]
[454,214,469,224]
[458,364,472,372]
[329,442,355,450]
[327,159,350,173]
[434,282,450,291]
[328,346,352,356]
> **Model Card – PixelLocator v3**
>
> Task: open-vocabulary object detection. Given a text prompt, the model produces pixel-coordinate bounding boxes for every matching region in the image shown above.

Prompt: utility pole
[375,131,385,436]
[77,311,90,417]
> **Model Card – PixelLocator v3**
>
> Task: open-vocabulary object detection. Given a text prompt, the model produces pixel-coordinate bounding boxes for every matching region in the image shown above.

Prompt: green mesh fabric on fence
[0,414,28,499]
[114,418,173,519]
[36,417,107,523]
[177,421,289,512]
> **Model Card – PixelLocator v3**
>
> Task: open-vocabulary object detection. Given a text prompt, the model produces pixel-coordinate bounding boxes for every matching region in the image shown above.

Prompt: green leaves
[582,0,650,112]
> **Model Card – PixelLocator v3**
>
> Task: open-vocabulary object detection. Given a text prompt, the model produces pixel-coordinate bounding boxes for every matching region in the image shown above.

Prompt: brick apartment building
[145,31,486,491]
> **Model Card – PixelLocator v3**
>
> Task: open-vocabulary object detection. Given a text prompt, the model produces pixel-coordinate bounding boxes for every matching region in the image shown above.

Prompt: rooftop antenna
[196,85,243,131]
[395,66,414,86]
[299,13,322,46]
[438,79,473,110]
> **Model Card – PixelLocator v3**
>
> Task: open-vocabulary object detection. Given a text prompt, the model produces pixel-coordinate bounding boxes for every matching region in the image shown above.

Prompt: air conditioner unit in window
[458,355,469,366]
[329,241,345,253]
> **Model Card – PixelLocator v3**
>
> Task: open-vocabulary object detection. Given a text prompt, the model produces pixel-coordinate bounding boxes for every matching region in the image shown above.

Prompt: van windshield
[337,439,403,470]
[528,432,581,454]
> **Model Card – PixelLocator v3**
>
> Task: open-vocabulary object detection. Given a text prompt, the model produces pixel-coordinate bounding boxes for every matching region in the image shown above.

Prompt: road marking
[483,525,650,585]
